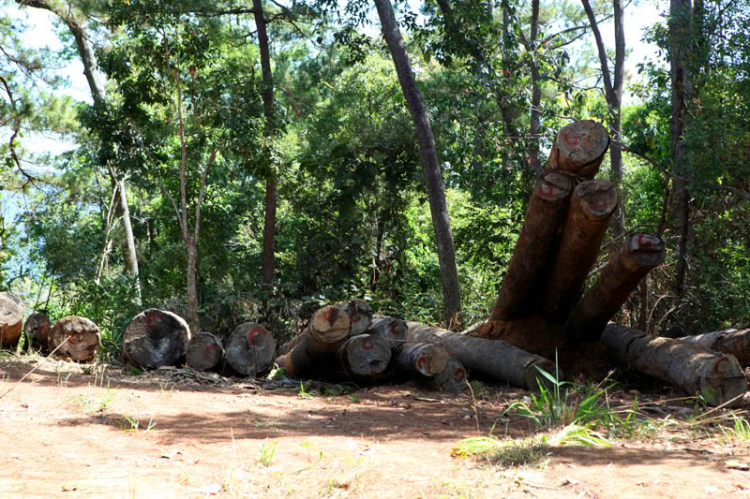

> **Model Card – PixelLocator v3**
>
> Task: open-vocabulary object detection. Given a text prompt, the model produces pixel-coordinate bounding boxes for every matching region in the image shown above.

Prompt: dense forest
[2,0,748,362]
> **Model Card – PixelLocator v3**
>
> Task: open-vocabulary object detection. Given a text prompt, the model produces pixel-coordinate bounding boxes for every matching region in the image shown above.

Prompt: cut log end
[49,316,101,363]
[338,334,392,379]
[0,292,25,348]
[534,171,574,201]
[186,332,224,371]
[433,358,468,392]
[340,300,374,336]
[123,309,191,369]
[552,120,610,177]
[627,232,666,267]
[397,342,449,377]
[576,180,618,219]
[310,305,351,346]
[24,313,51,353]
[225,322,277,377]
[368,316,407,349]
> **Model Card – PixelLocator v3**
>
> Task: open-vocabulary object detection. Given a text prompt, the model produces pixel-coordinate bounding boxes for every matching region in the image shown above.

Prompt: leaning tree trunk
[374,0,462,324]
[186,332,224,371]
[225,322,277,377]
[49,316,101,363]
[336,334,392,383]
[679,328,750,366]
[123,309,191,369]
[0,292,24,348]
[276,305,351,380]
[567,233,665,341]
[407,322,557,390]
[601,324,747,407]
[540,179,618,323]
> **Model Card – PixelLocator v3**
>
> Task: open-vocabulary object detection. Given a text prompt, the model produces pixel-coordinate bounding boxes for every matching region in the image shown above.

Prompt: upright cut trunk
[374,0,462,324]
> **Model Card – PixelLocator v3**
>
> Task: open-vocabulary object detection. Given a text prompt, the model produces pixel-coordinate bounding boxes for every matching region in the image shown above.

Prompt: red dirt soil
[1,356,749,498]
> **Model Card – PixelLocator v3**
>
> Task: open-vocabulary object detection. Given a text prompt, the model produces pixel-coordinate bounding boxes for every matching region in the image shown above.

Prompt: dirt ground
[1,355,749,499]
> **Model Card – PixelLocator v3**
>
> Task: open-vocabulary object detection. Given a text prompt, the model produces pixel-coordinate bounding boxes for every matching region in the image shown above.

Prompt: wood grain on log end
[340,300,374,336]
[49,316,101,363]
[186,332,224,371]
[310,305,351,346]
[123,309,191,369]
[627,232,666,267]
[368,316,407,349]
[433,358,468,392]
[24,313,51,353]
[0,292,25,348]
[550,120,609,178]
[338,334,392,379]
[226,322,277,377]
[575,180,618,219]
[398,343,449,377]
[534,171,574,202]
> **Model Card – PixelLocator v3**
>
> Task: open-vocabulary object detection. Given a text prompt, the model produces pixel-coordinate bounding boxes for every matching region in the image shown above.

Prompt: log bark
[541,180,618,323]
[225,322,277,377]
[545,120,609,179]
[340,299,374,336]
[49,316,101,363]
[277,305,351,379]
[336,334,392,382]
[679,328,750,366]
[24,313,51,353]
[367,316,407,349]
[0,292,24,348]
[186,332,224,372]
[486,170,573,323]
[123,309,191,369]
[408,321,558,390]
[396,342,449,378]
[601,324,747,407]
[431,358,468,392]
[473,316,565,359]
[567,233,665,341]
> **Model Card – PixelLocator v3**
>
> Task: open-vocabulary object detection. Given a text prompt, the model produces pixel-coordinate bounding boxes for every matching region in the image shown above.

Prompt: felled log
[0,292,24,348]
[340,299,374,336]
[486,171,573,323]
[186,332,224,371]
[367,316,407,349]
[396,342,449,378]
[276,305,351,379]
[545,120,609,179]
[601,324,747,407]
[567,233,665,341]
[123,309,191,369]
[431,358,467,392]
[541,180,618,323]
[471,315,565,359]
[24,313,51,353]
[48,316,101,362]
[336,333,392,382]
[225,322,277,377]
[408,321,558,390]
[679,328,750,365]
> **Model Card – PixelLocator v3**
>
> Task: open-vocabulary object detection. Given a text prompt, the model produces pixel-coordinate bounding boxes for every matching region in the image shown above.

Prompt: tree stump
[336,333,392,382]
[367,316,407,349]
[225,322,277,377]
[186,332,224,371]
[396,342,449,378]
[0,292,24,348]
[545,120,610,178]
[123,309,191,369]
[49,316,101,362]
[601,324,747,407]
[277,305,351,379]
[24,313,51,353]
[340,299,374,336]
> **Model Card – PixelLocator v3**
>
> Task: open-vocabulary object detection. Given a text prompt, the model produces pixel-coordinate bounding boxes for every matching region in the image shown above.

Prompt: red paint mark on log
[562,131,581,147]
[389,323,398,337]
[362,339,373,350]
[454,368,466,383]
[637,234,654,248]
[322,308,338,325]
[351,315,361,323]
[146,313,164,327]
[67,333,81,345]
[416,356,427,371]
[248,327,265,343]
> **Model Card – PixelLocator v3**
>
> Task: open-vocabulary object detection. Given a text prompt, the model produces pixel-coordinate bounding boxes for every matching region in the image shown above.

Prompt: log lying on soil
[431,358,468,392]
[567,233,665,341]
[679,328,750,365]
[340,300,374,336]
[225,322,277,377]
[123,309,191,369]
[277,305,351,379]
[24,313,51,353]
[186,332,224,371]
[49,316,101,362]
[367,316,407,349]
[396,342,449,378]
[408,321,558,390]
[601,324,747,407]
[337,333,392,382]
[487,171,573,322]
[545,120,609,179]
[541,180,618,323]
[0,292,24,348]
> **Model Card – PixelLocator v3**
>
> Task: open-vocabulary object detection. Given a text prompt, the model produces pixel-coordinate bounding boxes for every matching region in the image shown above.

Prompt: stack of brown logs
[468,120,746,406]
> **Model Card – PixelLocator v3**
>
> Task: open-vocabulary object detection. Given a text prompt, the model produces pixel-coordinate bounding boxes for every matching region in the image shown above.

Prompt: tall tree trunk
[186,238,199,333]
[374,0,462,324]
[527,0,542,174]
[253,0,277,289]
